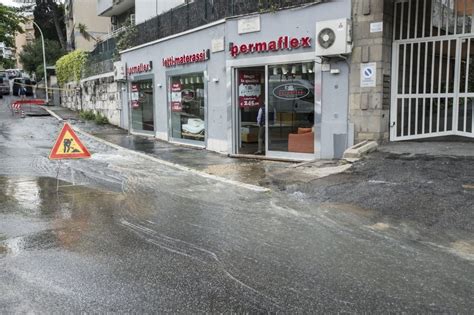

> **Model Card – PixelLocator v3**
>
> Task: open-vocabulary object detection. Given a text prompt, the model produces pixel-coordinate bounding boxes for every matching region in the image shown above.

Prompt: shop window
[131,79,154,132]
[267,63,316,154]
[170,73,206,142]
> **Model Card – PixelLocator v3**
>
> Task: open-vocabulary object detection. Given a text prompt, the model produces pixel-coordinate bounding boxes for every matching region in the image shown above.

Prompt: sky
[0,0,64,7]
[0,0,22,7]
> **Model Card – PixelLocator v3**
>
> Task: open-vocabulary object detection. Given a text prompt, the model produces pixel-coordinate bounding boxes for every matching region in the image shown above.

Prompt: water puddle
[0,175,126,256]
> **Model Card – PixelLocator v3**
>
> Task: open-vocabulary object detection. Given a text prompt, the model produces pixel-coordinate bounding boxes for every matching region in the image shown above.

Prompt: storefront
[120,0,351,160]
[226,1,351,160]
[127,61,155,135]
[230,54,320,160]
[121,22,227,151]
[164,50,210,146]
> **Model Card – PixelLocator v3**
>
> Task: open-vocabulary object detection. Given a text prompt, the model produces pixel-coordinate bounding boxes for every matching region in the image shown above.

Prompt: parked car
[0,71,10,96]
[6,69,22,79]
[12,78,36,96]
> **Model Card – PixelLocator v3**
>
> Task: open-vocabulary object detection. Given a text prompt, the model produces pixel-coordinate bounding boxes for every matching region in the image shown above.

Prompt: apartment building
[65,0,111,51]
[13,15,35,69]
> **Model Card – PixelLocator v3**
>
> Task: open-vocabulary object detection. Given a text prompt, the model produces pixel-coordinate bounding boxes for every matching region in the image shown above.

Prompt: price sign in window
[238,71,262,108]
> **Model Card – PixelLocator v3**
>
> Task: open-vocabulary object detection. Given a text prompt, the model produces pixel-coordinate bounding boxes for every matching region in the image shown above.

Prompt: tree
[76,23,98,43]
[33,0,67,50]
[14,0,67,51]
[19,38,65,80]
[0,4,25,48]
[0,56,16,70]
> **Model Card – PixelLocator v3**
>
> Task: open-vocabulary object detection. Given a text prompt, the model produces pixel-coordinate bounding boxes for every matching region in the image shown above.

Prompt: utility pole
[32,21,49,103]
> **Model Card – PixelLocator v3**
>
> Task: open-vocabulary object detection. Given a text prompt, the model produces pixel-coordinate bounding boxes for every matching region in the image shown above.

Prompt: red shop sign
[127,61,153,75]
[238,72,261,108]
[162,49,210,68]
[170,82,182,112]
[230,35,311,58]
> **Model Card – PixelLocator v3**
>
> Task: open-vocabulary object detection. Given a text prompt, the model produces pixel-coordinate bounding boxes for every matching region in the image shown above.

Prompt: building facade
[109,0,474,161]
[120,1,352,160]
[13,15,35,69]
[65,0,112,51]
[97,0,135,32]
[350,0,474,142]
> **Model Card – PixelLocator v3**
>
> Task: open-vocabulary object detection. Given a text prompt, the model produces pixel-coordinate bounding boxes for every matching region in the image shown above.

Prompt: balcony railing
[97,0,134,17]
[129,0,321,48]
[100,25,128,42]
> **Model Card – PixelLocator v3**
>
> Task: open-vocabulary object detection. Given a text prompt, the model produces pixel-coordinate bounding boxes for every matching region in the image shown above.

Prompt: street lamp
[31,21,48,103]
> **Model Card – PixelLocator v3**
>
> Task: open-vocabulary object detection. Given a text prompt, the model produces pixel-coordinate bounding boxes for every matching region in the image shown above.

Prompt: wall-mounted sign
[211,38,225,53]
[370,22,383,33]
[127,61,153,75]
[171,82,182,112]
[360,62,376,88]
[162,49,210,67]
[230,36,312,58]
[239,72,261,108]
[238,16,261,34]
[272,83,310,100]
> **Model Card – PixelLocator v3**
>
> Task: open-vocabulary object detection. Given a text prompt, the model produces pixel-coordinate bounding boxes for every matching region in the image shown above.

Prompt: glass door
[236,67,266,155]
[267,63,315,158]
[131,79,154,133]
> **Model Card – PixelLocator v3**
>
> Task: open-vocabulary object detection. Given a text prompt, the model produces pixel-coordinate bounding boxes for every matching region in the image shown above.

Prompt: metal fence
[83,37,117,77]
[132,0,321,47]
[84,0,321,76]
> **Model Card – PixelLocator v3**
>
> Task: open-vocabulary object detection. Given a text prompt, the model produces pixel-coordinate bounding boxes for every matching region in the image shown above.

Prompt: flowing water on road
[1,99,473,312]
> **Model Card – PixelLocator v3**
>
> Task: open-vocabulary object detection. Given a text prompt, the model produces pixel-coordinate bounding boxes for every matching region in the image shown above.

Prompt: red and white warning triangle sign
[49,123,91,159]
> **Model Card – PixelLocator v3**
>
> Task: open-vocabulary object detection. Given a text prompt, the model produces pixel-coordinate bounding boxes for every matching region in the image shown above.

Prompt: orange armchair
[288,128,314,153]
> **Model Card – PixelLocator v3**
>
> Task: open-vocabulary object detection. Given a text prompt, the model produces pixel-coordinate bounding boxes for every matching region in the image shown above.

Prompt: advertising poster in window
[238,72,261,108]
[131,83,140,109]
[171,82,182,112]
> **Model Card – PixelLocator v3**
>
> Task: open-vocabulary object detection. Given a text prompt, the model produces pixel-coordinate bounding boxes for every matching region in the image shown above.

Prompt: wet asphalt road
[0,96,473,313]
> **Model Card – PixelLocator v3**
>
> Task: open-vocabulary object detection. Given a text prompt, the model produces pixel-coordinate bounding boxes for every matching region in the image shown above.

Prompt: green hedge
[56,50,88,85]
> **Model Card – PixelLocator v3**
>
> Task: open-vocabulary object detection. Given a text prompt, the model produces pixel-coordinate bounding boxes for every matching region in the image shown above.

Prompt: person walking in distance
[256,103,265,155]
[19,85,27,100]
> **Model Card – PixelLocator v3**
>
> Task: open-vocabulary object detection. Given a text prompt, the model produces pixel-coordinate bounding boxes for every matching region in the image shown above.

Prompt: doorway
[236,67,266,155]
[130,78,154,133]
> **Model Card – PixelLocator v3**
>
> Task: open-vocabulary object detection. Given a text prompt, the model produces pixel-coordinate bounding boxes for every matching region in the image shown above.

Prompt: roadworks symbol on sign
[49,123,91,159]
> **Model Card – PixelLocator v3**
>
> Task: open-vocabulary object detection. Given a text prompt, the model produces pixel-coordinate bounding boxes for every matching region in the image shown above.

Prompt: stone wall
[350,0,394,142]
[60,74,122,126]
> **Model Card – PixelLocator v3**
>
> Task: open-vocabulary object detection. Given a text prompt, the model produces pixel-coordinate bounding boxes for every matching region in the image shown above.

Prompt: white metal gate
[391,0,474,140]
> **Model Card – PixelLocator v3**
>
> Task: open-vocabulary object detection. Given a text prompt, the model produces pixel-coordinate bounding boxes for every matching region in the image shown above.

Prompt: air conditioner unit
[316,19,352,57]
[113,61,125,81]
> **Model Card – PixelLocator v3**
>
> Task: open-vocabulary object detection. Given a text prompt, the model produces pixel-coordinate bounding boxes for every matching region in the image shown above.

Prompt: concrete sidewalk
[47,106,474,190]
[47,106,351,189]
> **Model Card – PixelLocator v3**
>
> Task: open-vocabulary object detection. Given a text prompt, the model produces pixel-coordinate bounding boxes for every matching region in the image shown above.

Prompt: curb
[47,108,270,193]
[42,106,63,121]
[343,140,378,160]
